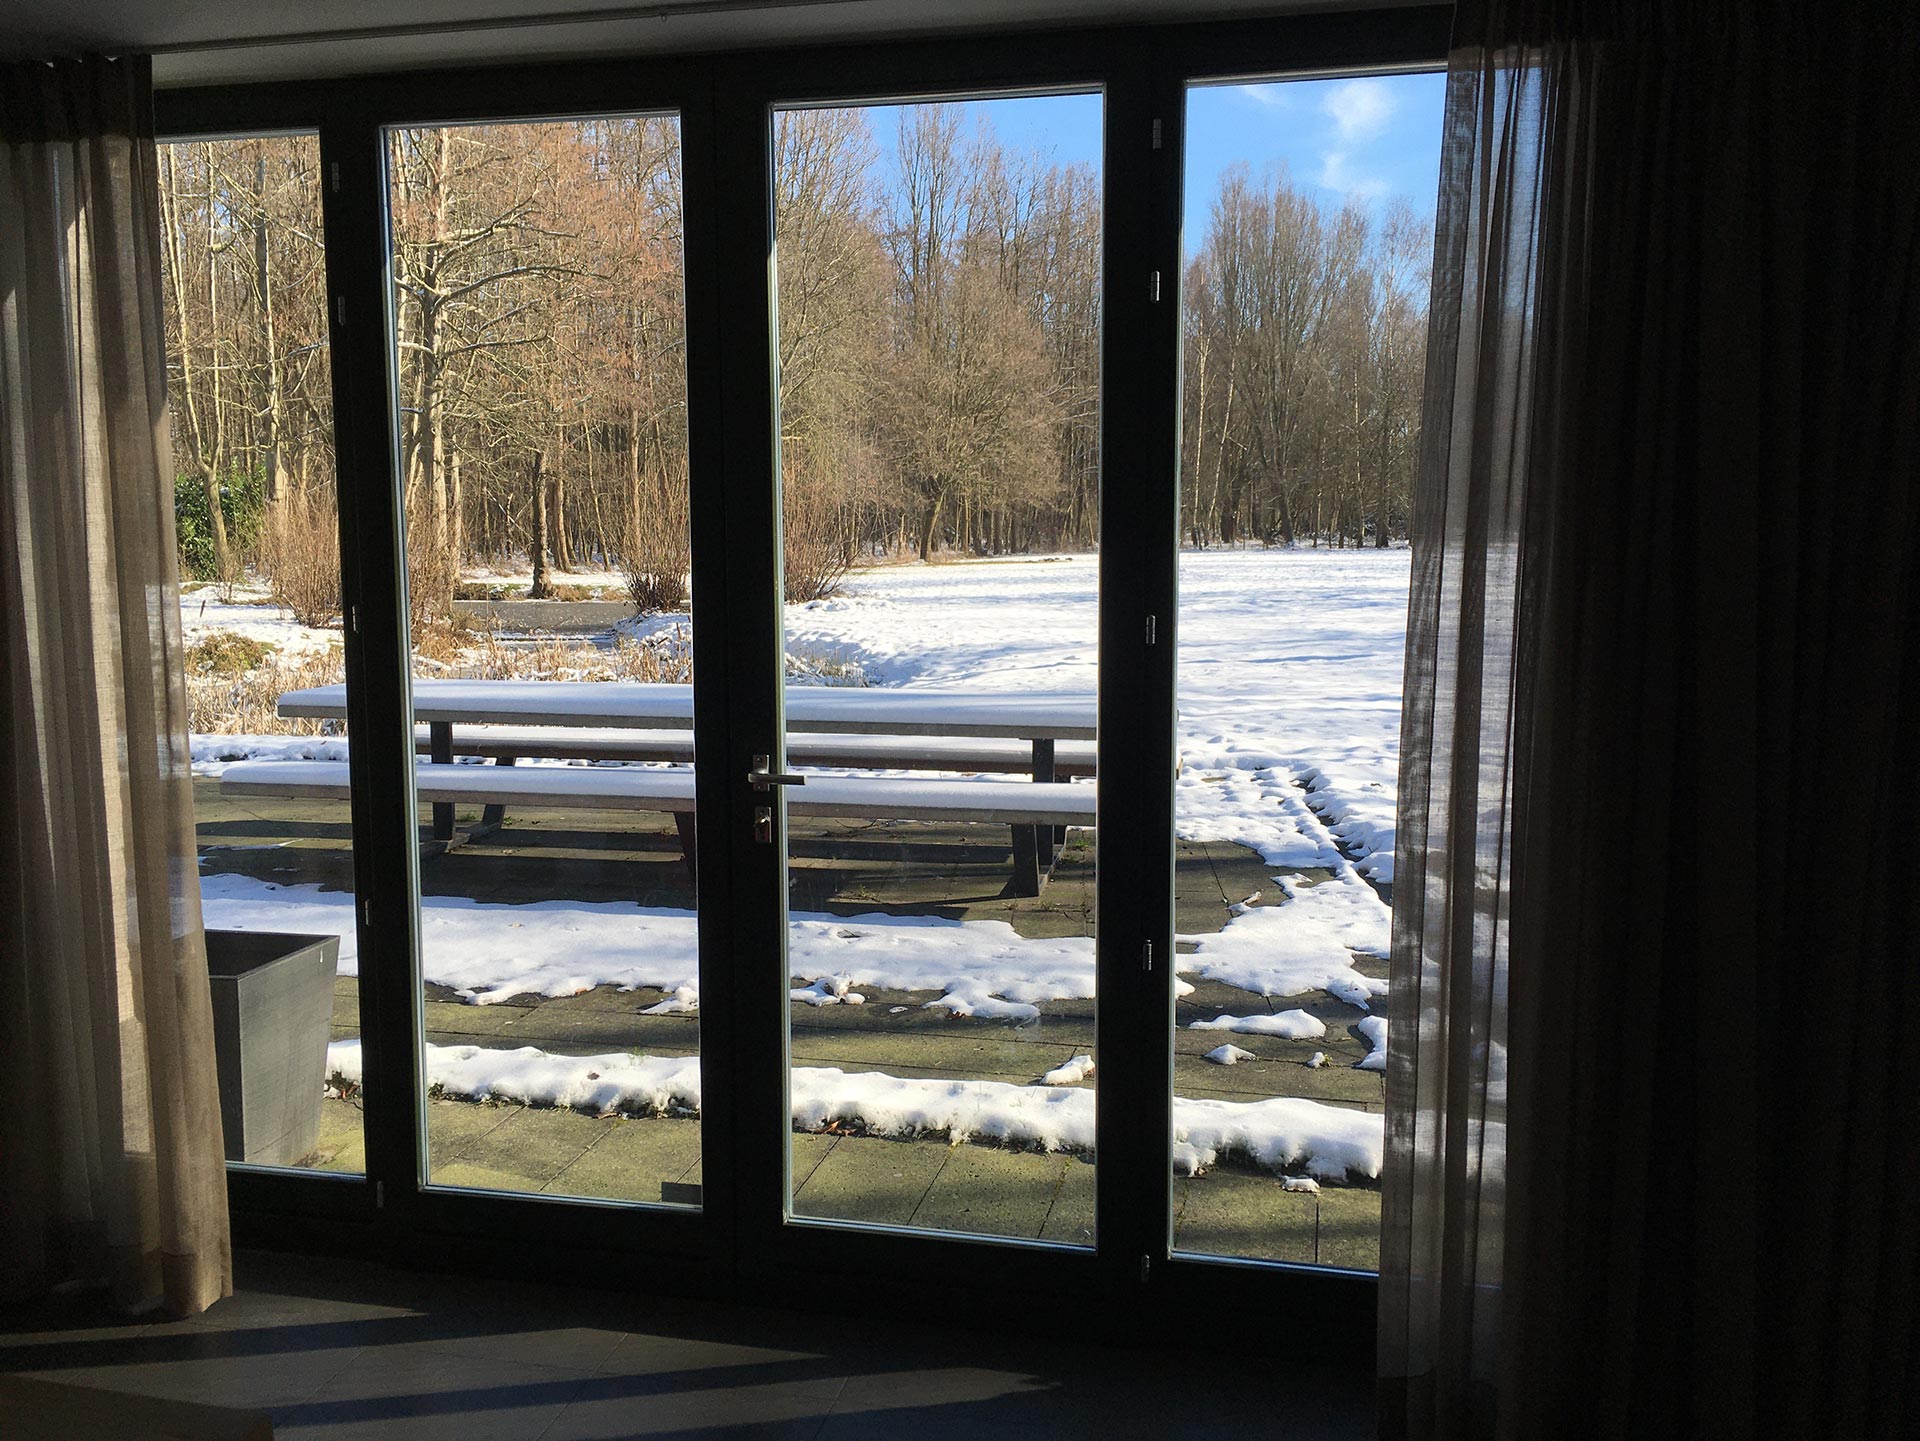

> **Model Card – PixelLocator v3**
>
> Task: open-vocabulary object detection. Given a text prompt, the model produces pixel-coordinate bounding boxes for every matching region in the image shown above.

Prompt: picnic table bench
[220,681,1100,895]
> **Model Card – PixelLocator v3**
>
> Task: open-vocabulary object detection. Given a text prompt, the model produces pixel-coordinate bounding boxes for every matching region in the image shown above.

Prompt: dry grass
[187,642,346,736]
[258,491,342,627]
[188,620,696,738]
[425,625,694,684]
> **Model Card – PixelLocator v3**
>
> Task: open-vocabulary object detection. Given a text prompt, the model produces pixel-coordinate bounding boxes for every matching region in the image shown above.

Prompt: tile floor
[1,1248,1374,1439]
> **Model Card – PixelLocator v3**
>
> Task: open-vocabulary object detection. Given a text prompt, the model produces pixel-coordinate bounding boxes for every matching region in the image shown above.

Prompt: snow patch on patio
[1191,1010,1327,1039]
[204,871,1383,1020]
[325,1039,1382,1182]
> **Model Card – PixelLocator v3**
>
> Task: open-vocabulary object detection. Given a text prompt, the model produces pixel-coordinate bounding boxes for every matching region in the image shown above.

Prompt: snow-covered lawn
[193,547,1409,1181]
[787,548,1408,879]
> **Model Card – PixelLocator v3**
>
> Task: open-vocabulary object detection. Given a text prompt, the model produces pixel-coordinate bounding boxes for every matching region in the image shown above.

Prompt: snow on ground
[785,548,1409,879]
[1177,876,1390,1010]
[462,564,629,592]
[203,872,1379,1023]
[1204,1044,1258,1066]
[1041,1054,1095,1086]
[1355,1015,1390,1072]
[1191,1010,1327,1040]
[180,581,344,658]
[201,874,1098,1014]
[326,1038,1382,1181]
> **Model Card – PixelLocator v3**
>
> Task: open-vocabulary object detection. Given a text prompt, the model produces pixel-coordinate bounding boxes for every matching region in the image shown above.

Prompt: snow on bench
[280,680,1098,739]
[218,759,1095,895]
[407,725,1099,777]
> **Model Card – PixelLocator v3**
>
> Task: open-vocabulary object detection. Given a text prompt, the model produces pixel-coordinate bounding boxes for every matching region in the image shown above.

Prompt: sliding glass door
[383,112,705,1207]
[1169,70,1441,1268]
[159,131,367,1178]
[769,91,1104,1244]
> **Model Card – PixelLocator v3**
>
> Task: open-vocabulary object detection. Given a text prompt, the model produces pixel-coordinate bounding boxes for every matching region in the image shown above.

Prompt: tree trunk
[529,449,553,598]
[918,491,946,562]
[550,441,576,572]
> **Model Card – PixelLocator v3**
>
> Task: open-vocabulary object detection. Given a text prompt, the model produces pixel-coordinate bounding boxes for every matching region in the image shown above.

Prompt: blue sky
[822,70,1443,248]
[1183,72,1445,244]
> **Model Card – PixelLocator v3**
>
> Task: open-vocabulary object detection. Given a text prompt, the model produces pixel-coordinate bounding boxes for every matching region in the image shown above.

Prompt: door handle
[749,754,807,790]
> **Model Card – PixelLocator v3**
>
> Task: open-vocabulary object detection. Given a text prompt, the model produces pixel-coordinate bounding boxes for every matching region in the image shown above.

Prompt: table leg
[1011,823,1041,897]
[429,720,454,842]
[1031,737,1066,854]
[478,755,515,833]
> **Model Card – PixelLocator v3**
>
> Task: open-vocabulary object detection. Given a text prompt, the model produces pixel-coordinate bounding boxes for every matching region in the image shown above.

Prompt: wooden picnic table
[276,680,1095,865]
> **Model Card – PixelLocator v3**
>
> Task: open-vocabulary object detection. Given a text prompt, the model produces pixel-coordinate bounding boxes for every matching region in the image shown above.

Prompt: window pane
[164,134,364,1175]
[1172,73,1441,1268]
[386,116,700,1206]
[773,94,1103,1244]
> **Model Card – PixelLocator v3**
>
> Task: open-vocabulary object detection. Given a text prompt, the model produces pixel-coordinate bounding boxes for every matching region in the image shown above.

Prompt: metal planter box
[204,930,340,1166]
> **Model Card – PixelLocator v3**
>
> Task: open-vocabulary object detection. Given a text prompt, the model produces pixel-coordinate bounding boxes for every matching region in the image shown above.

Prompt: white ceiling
[0,0,1399,89]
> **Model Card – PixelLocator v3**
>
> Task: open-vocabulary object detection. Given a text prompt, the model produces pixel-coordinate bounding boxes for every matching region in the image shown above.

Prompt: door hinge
[330,160,341,193]
[1149,270,1161,303]
[360,897,372,931]
[345,602,359,635]
[1151,118,1163,150]
[375,1180,385,1209]
[1140,1254,1152,1283]
[1145,613,1157,645]
[1142,939,1154,973]
[334,294,346,326]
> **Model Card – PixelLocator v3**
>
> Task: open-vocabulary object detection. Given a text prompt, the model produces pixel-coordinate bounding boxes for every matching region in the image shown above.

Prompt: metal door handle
[749,754,806,790]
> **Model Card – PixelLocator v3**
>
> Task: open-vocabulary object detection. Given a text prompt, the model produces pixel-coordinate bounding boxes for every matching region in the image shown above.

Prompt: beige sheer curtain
[1375,19,1543,1437]
[1382,3,1919,1438]
[1,54,232,1317]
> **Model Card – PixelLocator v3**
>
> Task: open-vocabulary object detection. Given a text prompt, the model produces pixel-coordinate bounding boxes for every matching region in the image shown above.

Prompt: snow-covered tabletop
[278,681,1097,740]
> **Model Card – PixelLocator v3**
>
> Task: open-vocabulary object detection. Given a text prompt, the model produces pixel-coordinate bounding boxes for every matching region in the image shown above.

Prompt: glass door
[383,112,705,1207]
[1169,70,1441,1268]
[159,131,368,1178]
[768,90,1105,1244]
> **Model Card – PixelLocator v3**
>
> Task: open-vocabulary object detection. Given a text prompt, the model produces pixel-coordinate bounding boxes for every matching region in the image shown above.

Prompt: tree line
[159,112,1426,623]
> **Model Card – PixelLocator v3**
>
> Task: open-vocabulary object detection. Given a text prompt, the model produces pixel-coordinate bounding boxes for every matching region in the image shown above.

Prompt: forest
[159,106,1428,618]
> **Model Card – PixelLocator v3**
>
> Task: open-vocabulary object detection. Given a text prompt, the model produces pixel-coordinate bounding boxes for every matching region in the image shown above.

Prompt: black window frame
[155,3,1450,1355]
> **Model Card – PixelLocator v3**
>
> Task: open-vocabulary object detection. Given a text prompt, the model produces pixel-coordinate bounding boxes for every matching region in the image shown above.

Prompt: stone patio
[198,780,1385,1271]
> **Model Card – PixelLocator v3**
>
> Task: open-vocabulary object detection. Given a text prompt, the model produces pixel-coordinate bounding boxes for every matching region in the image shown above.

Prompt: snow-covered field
[787,549,1409,879]
[193,547,1410,1181]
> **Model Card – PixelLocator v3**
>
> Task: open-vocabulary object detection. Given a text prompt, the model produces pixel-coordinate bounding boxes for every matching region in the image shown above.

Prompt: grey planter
[204,930,341,1166]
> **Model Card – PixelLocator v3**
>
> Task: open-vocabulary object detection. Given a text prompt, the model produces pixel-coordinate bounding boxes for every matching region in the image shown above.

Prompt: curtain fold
[1382,3,1919,1437]
[1,54,232,1318]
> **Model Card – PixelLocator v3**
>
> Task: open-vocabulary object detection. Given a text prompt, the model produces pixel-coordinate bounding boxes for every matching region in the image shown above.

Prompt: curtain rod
[144,0,884,57]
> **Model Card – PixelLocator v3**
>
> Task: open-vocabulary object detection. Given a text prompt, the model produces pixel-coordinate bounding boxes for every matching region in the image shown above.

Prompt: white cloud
[1317,150,1389,201]
[1235,84,1291,109]
[1320,78,1397,142]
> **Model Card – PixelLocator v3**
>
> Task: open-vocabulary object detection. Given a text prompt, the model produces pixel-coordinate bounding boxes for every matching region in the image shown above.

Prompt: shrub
[782,478,854,604]
[258,489,342,627]
[185,631,274,676]
[174,469,265,581]
[404,496,460,634]
[621,474,691,615]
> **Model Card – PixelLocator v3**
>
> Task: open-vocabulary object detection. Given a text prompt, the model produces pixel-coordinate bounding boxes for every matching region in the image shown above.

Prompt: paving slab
[1174,1169,1317,1264]
[310,1096,365,1174]
[790,1131,837,1193]
[1039,1155,1097,1247]
[421,1096,522,1165]
[908,1144,1069,1241]
[791,1134,948,1227]
[1311,1187,1383,1271]
[543,1115,703,1205]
